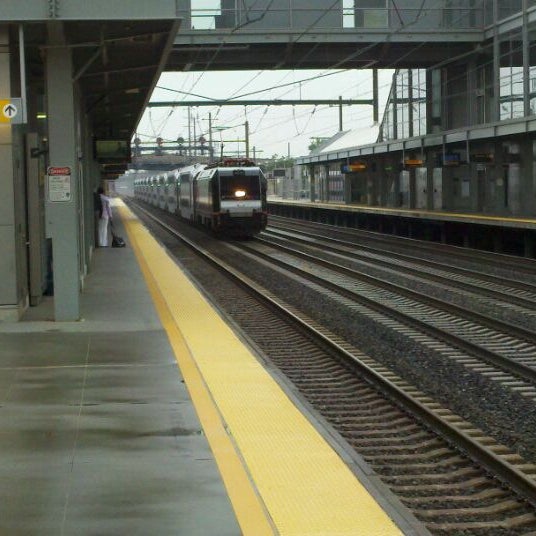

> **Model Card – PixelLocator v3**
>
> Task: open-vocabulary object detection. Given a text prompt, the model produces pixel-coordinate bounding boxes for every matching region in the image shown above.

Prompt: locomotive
[134,158,268,237]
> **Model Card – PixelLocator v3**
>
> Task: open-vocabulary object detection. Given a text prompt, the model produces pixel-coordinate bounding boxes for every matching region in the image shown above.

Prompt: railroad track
[263,226,536,312]
[242,237,536,394]
[267,215,536,280]
[128,201,536,534]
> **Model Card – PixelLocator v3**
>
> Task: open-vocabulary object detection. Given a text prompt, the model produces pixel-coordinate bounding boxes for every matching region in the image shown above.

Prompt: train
[133,158,268,237]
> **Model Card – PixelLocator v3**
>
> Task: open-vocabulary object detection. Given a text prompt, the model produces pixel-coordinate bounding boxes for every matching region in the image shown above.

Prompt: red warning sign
[48,166,71,175]
[47,166,72,202]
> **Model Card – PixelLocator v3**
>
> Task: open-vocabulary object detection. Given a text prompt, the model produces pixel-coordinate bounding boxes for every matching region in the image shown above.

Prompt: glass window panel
[499,28,524,120]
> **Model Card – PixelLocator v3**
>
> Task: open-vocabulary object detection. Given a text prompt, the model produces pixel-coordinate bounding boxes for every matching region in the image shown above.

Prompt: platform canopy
[3,0,186,139]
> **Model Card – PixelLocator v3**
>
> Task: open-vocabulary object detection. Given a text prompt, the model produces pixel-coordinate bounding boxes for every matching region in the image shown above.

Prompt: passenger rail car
[134,158,267,237]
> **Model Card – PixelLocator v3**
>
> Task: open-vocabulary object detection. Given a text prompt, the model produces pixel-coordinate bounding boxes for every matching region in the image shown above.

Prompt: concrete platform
[0,215,241,535]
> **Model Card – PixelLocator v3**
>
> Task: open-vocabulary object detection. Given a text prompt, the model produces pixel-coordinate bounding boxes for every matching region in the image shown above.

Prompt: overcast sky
[136,68,394,159]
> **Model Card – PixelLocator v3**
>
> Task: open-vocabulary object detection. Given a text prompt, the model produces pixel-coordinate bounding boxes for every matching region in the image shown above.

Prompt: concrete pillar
[493,140,505,213]
[323,165,329,202]
[415,167,427,209]
[0,26,19,320]
[470,164,481,212]
[367,168,378,205]
[378,163,389,206]
[309,165,315,201]
[45,25,80,321]
[408,168,416,209]
[344,173,351,203]
[519,139,534,217]
[432,168,444,210]
[391,172,401,207]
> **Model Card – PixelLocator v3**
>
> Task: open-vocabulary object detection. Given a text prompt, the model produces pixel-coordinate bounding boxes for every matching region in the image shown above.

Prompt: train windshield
[220,174,261,200]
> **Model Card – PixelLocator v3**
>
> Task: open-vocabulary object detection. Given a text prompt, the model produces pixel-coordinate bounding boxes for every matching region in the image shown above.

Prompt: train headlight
[234,189,246,198]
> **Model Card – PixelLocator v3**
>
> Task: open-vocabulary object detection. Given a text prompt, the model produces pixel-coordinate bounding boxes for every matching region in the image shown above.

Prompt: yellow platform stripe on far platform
[118,200,403,536]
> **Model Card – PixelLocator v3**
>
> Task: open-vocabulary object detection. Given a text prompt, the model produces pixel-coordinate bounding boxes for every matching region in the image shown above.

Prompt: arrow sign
[3,104,17,118]
[0,98,23,124]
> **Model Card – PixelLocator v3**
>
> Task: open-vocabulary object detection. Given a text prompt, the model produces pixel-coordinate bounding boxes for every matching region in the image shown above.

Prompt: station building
[287,6,536,219]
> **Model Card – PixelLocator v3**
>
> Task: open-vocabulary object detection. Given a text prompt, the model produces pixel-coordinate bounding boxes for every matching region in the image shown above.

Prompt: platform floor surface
[0,224,240,535]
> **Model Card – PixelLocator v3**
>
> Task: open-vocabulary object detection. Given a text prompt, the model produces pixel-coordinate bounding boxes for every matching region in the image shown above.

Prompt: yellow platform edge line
[118,202,403,536]
[118,203,275,536]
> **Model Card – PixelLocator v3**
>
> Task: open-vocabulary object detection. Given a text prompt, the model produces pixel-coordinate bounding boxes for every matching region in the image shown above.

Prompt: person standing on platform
[97,186,113,247]
[93,189,102,244]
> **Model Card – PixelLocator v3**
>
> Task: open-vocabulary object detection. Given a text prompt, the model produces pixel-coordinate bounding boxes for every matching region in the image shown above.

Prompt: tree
[264,154,295,172]
[308,137,330,153]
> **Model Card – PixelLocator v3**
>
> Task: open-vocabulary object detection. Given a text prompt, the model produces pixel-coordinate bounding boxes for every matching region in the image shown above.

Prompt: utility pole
[339,95,343,131]
[208,112,213,160]
[187,107,191,156]
[245,120,250,158]
[373,69,379,124]
[193,113,197,157]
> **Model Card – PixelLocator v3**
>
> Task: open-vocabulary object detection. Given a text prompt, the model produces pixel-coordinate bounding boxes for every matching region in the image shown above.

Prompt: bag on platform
[110,220,126,248]
[111,233,126,248]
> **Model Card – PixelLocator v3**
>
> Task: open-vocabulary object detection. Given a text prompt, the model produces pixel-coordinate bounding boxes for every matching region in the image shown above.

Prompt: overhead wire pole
[373,68,379,124]
[187,107,192,156]
[245,120,250,158]
[193,110,197,156]
[209,112,213,159]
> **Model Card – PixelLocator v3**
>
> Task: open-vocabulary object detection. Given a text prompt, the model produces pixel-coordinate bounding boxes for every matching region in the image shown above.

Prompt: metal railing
[189,2,490,32]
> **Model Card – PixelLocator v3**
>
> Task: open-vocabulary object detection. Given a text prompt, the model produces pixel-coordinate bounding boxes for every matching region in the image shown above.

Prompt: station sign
[47,166,72,202]
[341,162,367,173]
[404,159,424,167]
[471,153,494,163]
[442,153,461,166]
[0,98,23,124]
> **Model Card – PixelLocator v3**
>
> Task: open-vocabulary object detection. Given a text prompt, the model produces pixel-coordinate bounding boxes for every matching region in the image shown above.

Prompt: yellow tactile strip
[119,202,402,536]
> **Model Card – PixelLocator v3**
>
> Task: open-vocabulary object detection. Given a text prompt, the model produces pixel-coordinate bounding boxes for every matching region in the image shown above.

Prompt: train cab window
[220,175,261,200]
